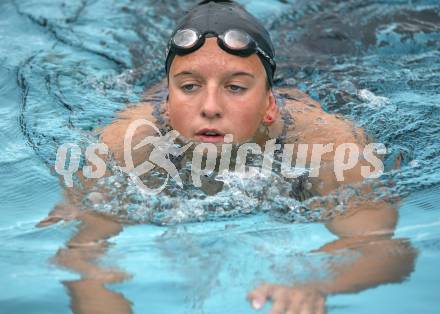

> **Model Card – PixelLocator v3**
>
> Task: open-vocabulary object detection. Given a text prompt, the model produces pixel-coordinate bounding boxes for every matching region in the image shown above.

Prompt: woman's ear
[263,90,278,126]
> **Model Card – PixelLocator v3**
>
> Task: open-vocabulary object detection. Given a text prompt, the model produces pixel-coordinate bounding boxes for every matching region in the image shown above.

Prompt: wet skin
[39,38,417,314]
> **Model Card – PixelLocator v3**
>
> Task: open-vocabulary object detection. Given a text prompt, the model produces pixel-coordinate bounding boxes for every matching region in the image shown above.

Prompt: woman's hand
[36,202,78,227]
[247,283,326,314]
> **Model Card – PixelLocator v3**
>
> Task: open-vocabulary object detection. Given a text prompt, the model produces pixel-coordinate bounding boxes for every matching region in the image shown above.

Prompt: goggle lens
[173,29,199,49]
[223,30,251,50]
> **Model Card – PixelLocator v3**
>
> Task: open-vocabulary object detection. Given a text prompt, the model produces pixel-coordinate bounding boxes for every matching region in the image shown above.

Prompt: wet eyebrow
[229,72,255,79]
[173,71,199,78]
[173,71,255,79]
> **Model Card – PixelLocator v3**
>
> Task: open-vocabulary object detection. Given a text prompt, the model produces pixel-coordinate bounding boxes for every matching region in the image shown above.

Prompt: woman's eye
[181,84,199,92]
[227,85,246,93]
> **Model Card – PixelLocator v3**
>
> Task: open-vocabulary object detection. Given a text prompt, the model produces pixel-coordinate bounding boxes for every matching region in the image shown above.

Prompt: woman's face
[166,37,277,144]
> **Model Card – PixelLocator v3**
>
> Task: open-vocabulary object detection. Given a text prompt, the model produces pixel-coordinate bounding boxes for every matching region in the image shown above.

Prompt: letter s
[362,143,387,179]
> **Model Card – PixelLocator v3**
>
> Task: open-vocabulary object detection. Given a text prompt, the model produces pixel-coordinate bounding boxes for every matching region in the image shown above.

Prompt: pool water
[1,0,440,313]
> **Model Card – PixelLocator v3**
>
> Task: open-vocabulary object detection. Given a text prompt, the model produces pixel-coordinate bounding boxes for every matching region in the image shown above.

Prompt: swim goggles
[165,28,276,74]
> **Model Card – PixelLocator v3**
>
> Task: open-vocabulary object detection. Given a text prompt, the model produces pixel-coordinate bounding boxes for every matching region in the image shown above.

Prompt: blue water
[1,0,440,313]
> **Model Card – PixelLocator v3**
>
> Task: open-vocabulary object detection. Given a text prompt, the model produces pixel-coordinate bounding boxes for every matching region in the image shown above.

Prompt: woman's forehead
[170,38,265,78]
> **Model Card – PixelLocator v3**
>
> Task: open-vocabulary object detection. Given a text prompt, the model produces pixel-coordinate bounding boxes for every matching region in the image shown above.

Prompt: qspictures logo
[54,119,387,194]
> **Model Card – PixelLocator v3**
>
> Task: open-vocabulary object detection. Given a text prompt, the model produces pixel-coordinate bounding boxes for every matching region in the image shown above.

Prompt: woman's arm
[247,89,417,314]
[56,211,131,314]
[37,98,161,314]
[37,175,131,314]
[318,199,417,294]
[247,197,417,314]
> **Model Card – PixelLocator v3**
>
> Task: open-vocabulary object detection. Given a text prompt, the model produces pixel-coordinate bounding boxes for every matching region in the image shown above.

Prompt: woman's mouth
[195,129,226,143]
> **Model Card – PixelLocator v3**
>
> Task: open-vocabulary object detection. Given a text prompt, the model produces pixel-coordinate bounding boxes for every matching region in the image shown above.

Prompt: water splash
[13,0,440,224]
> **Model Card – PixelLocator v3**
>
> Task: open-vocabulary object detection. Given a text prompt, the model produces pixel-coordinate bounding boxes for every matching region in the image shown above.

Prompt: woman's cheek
[236,118,261,140]
[169,108,190,135]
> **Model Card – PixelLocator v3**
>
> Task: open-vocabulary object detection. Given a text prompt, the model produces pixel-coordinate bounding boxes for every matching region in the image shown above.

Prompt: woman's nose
[200,89,224,119]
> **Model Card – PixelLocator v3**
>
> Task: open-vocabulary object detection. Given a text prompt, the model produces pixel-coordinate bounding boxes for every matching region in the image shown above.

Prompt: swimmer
[39,1,417,313]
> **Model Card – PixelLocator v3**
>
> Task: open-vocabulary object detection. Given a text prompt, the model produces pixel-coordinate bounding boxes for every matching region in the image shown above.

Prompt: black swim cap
[165,0,276,87]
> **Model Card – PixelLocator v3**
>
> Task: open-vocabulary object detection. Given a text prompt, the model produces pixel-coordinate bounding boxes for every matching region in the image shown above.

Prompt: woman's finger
[269,298,288,314]
[315,295,326,314]
[247,284,273,310]
[36,215,64,228]
[285,290,304,314]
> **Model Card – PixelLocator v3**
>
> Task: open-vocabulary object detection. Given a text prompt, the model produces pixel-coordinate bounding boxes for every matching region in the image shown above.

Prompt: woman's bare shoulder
[277,87,369,146]
[96,102,156,148]
[98,80,166,130]
[95,81,167,163]
[276,87,322,110]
